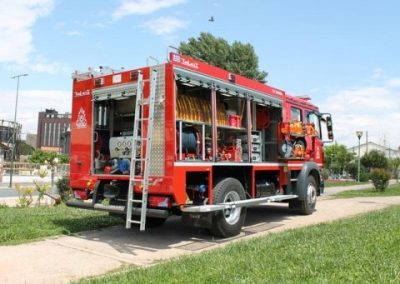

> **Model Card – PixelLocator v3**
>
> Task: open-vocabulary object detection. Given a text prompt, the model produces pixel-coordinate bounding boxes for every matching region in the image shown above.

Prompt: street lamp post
[9,73,28,188]
[356,131,363,182]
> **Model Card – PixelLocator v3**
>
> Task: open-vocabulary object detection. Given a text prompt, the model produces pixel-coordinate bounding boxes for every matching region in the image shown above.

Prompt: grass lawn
[332,184,400,199]
[0,205,123,245]
[324,180,369,187]
[78,205,400,284]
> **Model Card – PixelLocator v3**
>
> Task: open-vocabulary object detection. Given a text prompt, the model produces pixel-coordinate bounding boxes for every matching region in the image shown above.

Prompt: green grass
[78,205,400,284]
[324,180,369,187]
[332,184,400,199]
[0,205,123,245]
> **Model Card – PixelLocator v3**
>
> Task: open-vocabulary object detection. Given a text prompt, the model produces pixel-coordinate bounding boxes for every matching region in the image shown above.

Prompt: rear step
[66,200,168,219]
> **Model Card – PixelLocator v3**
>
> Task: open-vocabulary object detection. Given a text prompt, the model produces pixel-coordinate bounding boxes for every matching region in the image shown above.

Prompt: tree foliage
[179,32,267,82]
[389,158,400,181]
[324,144,354,175]
[28,150,69,164]
[16,140,35,156]
[361,150,388,171]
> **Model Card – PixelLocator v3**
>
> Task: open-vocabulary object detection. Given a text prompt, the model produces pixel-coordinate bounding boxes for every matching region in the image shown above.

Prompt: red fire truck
[67,52,333,237]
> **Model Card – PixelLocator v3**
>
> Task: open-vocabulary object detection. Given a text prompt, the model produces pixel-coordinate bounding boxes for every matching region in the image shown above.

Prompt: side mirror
[325,115,333,140]
[320,113,334,142]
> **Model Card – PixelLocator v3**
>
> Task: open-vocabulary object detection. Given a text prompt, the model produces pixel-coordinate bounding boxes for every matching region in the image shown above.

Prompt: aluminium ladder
[126,69,157,230]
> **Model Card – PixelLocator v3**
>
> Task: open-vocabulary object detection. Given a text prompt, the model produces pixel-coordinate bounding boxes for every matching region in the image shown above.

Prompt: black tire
[210,178,247,238]
[290,175,317,215]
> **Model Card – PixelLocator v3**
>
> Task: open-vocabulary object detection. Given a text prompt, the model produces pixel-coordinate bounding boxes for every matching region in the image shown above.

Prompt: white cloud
[319,79,400,149]
[0,0,54,64]
[142,16,187,35]
[112,0,186,20]
[65,30,83,36]
[0,89,71,135]
[387,78,400,88]
[3,56,70,75]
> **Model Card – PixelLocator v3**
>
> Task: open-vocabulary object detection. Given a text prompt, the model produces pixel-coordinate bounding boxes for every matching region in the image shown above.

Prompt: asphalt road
[0,188,18,198]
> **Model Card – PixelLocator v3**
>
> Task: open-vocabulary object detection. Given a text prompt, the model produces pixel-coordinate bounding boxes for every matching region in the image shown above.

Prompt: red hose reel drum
[256,108,271,129]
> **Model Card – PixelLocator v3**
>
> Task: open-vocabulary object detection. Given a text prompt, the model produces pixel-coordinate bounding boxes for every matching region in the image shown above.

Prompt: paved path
[1,194,400,284]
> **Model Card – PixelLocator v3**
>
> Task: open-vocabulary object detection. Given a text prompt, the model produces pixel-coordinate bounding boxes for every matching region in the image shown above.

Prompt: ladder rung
[130,199,143,203]
[129,220,141,224]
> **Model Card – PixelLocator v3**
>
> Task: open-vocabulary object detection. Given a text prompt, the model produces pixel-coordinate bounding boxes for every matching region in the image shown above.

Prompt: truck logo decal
[74,90,90,97]
[172,53,199,69]
[76,107,88,129]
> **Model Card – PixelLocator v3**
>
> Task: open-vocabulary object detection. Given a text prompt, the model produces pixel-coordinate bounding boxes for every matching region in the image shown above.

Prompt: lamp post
[356,131,363,182]
[9,73,28,188]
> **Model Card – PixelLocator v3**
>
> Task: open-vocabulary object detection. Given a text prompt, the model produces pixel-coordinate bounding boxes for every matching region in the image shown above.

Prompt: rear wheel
[210,178,247,238]
[290,175,317,215]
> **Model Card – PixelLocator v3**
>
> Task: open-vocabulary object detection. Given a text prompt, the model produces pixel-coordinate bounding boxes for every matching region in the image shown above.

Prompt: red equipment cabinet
[67,53,334,238]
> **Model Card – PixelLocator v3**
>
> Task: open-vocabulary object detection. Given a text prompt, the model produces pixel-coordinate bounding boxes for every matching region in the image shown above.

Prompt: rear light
[74,190,88,200]
[148,196,171,208]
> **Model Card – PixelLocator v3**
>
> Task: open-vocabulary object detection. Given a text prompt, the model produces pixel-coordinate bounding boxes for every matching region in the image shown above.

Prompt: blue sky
[1,0,399,148]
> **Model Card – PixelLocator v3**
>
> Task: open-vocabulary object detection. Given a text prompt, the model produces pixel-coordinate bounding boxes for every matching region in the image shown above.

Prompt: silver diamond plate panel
[150,65,165,176]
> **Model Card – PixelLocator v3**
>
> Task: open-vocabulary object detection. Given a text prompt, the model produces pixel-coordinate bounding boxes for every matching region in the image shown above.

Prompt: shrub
[321,168,330,180]
[15,184,34,207]
[359,172,369,182]
[56,176,72,202]
[369,168,390,191]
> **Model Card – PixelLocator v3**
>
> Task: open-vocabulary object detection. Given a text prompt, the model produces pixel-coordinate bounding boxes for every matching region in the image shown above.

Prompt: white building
[348,141,400,159]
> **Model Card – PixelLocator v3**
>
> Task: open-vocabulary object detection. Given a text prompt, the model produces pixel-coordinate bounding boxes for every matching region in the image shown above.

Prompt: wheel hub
[307,182,317,206]
[223,191,241,225]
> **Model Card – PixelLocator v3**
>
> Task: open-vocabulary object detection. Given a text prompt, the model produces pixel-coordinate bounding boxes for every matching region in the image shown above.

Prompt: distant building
[0,119,22,160]
[348,141,400,159]
[25,133,37,149]
[37,109,71,153]
[59,126,70,154]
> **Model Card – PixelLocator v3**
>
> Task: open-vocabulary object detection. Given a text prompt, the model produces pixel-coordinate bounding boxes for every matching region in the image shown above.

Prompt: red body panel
[70,79,93,189]
[70,53,327,206]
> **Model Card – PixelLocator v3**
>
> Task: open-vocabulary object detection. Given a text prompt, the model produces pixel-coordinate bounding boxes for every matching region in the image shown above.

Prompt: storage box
[228,114,241,128]
[242,152,261,162]
[242,143,261,152]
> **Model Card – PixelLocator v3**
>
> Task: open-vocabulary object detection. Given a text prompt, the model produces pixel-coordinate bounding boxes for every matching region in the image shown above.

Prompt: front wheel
[210,178,247,238]
[290,175,317,215]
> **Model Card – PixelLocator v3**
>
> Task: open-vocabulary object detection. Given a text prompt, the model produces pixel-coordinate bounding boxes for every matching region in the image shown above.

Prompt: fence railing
[1,162,70,176]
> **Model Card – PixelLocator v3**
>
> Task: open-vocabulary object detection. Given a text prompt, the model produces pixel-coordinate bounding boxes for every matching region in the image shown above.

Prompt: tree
[324,144,354,176]
[16,140,35,156]
[179,32,267,82]
[361,150,388,171]
[390,157,400,182]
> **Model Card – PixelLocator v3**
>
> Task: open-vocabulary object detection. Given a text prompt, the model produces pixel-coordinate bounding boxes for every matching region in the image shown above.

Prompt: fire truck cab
[67,53,333,238]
